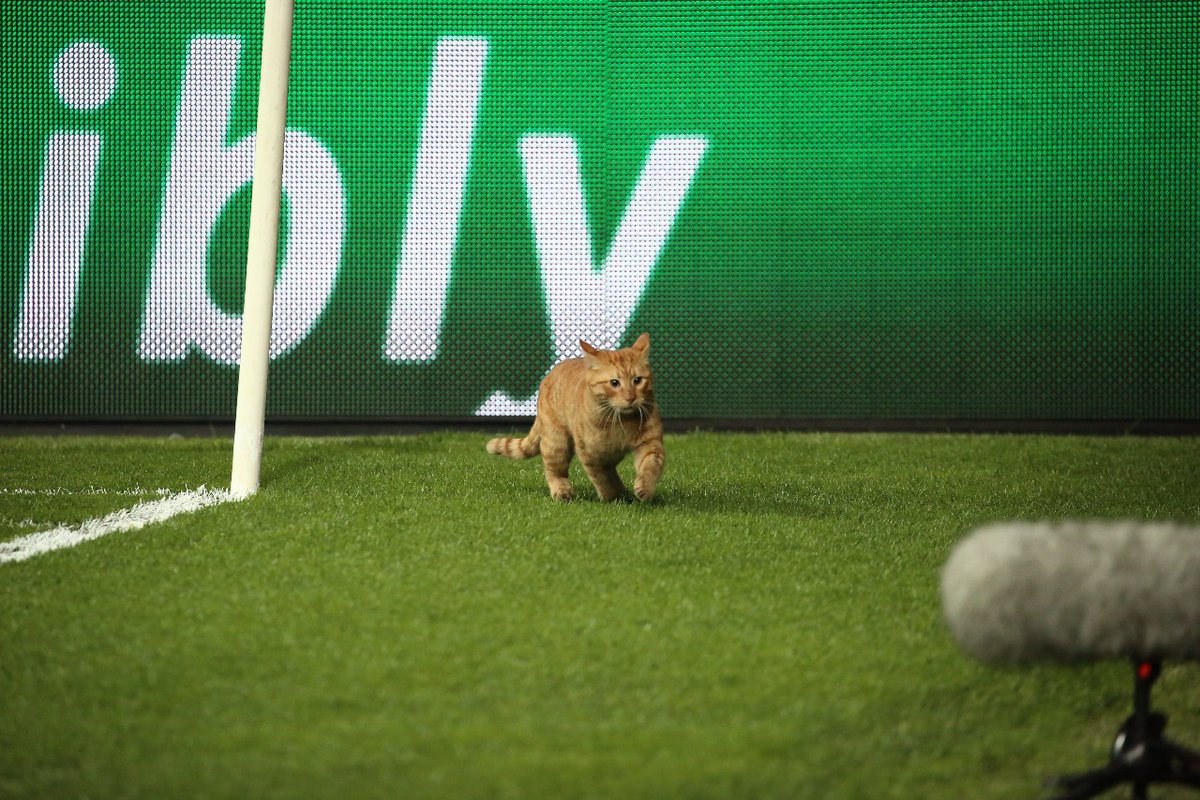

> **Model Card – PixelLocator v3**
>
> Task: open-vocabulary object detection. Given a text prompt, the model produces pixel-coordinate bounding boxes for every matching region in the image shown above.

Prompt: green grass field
[2,431,1198,799]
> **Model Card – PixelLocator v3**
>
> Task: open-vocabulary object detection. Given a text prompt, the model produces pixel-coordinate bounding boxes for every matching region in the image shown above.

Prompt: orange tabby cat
[486,332,664,502]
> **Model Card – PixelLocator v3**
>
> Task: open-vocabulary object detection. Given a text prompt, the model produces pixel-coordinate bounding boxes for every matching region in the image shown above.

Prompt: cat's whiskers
[598,399,619,433]
[599,396,656,431]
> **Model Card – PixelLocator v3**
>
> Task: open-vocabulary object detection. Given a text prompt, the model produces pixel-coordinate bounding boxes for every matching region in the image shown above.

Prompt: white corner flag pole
[231,0,294,498]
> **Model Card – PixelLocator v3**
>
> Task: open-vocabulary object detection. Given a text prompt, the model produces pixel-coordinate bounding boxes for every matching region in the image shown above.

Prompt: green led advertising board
[2,1,1197,420]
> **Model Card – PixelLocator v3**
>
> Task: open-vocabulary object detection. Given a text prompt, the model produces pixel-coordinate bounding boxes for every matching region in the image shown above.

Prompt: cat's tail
[486,419,541,459]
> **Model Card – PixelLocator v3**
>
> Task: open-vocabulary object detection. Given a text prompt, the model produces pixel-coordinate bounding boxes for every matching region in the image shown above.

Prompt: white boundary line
[0,487,235,564]
[0,487,175,497]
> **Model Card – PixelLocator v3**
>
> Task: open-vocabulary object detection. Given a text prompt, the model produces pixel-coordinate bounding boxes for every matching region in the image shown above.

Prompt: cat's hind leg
[580,457,629,502]
[539,427,575,501]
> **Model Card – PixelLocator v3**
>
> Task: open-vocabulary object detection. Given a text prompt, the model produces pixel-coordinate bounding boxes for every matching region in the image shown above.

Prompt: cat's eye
[609,379,620,387]
[633,376,643,385]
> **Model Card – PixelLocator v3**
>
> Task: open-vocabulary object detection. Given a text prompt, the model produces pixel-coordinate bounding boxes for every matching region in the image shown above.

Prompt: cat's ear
[631,332,650,354]
[579,340,606,367]
[579,340,604,368]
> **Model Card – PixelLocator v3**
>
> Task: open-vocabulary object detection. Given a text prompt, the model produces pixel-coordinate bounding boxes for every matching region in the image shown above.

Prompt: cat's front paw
[551,487,574,502]
[633,482,656,502]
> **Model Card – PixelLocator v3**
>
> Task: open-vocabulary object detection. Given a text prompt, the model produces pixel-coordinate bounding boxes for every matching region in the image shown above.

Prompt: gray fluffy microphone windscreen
[940,520,1200,663]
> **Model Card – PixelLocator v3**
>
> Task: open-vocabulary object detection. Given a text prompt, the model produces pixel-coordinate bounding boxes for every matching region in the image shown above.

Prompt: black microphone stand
[1046,658,1200,799]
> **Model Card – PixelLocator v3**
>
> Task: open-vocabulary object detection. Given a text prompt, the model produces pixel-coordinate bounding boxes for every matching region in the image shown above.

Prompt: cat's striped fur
[487,332,664,502]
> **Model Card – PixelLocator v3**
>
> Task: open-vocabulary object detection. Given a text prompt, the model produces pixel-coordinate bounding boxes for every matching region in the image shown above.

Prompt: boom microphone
[940,520,1200,663]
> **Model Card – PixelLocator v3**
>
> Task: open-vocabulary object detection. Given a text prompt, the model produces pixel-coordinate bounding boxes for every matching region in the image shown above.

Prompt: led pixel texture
[1,2,1196,420]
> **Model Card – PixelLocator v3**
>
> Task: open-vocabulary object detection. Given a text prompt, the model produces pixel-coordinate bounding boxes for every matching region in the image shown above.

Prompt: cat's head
[580,333,655,415]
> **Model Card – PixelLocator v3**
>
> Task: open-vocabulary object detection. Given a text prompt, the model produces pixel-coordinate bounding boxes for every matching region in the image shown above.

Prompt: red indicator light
[1137,661,1154,680]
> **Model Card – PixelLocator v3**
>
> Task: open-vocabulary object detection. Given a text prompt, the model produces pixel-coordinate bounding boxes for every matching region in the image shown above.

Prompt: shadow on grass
[484,481,829,518]
[260,436,445,492]
[655,481,855,519]
[475,464,843,516]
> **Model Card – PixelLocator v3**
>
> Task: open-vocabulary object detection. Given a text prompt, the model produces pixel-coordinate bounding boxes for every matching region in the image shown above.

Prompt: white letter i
[14,41,118,362]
